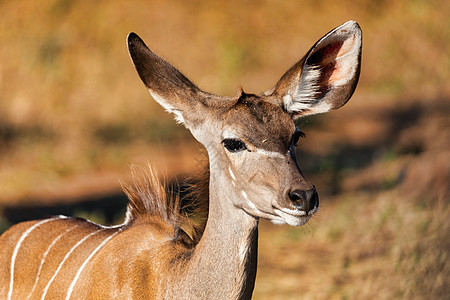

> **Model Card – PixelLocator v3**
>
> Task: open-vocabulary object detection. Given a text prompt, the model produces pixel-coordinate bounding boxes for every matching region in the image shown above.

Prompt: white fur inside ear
[296,66,321,102]
[284,21,361,116]
[283,66,332,114]
[283,66,322,113]
[149,90,185,124]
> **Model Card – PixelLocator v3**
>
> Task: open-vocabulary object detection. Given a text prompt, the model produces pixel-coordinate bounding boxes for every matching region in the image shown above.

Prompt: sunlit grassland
[0,1,447,200]
[0,0,448,298]
[255,188,448,299]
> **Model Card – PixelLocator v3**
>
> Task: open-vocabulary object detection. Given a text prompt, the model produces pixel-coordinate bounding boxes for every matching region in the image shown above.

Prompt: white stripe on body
[40,229,104,300]
[8,218,60,300]
[65,230,121,300]
[26,224,79,300]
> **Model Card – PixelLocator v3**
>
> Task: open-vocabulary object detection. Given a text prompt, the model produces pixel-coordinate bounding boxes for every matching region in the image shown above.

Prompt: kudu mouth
[271,182,319,226]
[272,190,319,226]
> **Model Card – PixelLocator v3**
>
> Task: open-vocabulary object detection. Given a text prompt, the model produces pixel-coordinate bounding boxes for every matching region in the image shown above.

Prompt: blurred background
[0,0,448,298]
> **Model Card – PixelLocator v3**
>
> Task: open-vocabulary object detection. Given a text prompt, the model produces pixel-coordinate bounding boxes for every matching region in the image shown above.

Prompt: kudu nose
[289,188,319,213]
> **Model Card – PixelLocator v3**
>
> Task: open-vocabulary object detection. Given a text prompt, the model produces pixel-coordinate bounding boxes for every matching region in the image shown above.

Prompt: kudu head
[127,21,362,226]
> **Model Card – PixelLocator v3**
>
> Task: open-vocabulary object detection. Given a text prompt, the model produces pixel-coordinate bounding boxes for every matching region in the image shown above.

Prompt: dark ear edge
[127,32,200,98]
[271,21,362,119]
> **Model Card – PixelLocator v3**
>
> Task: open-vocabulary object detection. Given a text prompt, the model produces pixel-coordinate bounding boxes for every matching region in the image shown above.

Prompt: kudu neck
[176,153,259,299]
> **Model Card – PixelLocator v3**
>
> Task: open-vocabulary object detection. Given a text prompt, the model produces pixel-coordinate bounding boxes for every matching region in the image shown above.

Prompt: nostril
[289,189,306,209]
[289,188,319,213]
[310,190,319,209]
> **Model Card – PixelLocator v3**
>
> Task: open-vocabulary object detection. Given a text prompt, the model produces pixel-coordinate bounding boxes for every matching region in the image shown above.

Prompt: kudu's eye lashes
[292,129,306,146]
[222,138,247,152]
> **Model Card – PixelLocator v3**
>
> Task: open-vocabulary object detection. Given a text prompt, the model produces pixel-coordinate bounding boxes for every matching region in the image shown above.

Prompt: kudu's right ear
[270,21,362,119]
[127,33,214,126]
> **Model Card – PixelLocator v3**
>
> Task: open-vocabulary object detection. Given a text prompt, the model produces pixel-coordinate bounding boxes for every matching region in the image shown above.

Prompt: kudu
[0,21,361,299]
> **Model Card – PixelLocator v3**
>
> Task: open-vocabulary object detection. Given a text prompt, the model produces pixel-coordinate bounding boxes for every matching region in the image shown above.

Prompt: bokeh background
[0,0,448,298]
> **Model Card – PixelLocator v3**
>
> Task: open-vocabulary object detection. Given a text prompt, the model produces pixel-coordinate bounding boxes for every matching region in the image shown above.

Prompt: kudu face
[128,21,362,226]
[216,94,318,226]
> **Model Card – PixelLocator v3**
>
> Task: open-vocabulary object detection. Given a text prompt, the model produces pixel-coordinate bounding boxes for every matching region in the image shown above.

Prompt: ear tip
[340,20,362,37]
[344,20,360,27]
[127,32,145,49]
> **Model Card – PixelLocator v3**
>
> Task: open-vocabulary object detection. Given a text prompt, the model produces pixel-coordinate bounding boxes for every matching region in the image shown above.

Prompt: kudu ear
[127,33,210,126]
[270,21,362,119]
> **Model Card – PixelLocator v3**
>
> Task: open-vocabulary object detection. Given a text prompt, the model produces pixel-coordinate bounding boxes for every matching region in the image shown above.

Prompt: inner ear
[307,41,345,90]
[304,32,359,97]
[272,21,362,119]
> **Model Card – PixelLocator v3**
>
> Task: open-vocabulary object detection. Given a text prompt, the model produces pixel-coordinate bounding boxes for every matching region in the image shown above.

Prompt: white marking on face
[254,148,286,159]
[222,129,286,159]
[65,230,120,300]
[277,207,307,216]
[241,190,257,210]
[273,207,313,226]
[41,229,103,300]
[270,219,286,225]
[229,167,237,187]
[247,201,257,210]
[8,218,56,300]
[27,224,79,300]
[222,129,239,140]
[228,167,236,181]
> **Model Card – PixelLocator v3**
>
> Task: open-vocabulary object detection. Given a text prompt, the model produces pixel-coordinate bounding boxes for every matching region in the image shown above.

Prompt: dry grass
[0,0,449,298]
[256,190,449,299]
[0,0,448,200]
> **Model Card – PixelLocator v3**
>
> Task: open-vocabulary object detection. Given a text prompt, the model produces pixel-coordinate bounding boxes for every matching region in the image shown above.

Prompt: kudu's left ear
[128,32,232,127]
[270,21,362,119]
[128,32,202,125]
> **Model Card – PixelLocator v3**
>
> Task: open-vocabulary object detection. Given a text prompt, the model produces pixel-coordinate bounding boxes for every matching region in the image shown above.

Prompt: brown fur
[227,92,295,152]
[179,161,210,241]
[122,163,209,246]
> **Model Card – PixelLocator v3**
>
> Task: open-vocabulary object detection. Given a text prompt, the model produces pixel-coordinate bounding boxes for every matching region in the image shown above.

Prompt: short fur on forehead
[224,92,295,153]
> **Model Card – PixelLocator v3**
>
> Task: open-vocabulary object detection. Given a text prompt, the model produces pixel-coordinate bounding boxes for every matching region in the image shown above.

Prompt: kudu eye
[222,138,247,153]
[291,128,305,147]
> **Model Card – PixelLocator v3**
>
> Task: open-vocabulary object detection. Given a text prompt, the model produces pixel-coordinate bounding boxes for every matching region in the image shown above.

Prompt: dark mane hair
[121,160,209,247]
